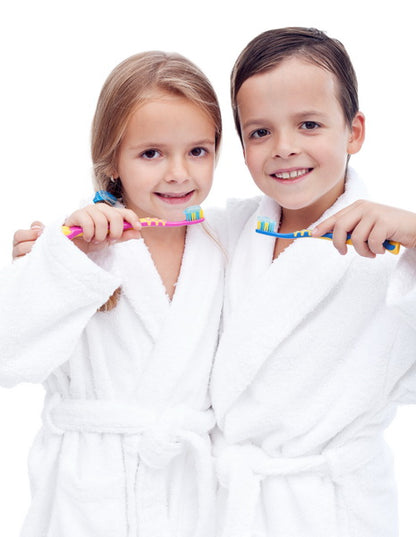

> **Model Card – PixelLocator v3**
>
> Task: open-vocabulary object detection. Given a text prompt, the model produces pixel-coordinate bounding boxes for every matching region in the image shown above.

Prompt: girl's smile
[236,56,365,226]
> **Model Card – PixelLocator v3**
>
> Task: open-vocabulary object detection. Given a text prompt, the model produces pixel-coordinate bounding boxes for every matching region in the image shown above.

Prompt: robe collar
[212,169,368,424]
[111,223,224,408]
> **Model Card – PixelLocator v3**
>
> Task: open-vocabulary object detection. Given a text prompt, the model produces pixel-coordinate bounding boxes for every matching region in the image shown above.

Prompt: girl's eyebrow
[192,138,216,146]
[128,138,216,150]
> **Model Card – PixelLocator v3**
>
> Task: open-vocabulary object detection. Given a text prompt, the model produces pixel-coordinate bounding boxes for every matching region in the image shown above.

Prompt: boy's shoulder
[226,196,263,225]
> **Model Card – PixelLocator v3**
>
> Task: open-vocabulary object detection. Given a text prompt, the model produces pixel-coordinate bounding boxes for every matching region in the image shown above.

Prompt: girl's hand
[12,221,44,259]
[312,200,416,257]
[64,204,142,253]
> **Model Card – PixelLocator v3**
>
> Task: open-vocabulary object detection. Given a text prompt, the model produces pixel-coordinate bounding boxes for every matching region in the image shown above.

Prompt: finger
[12,240,37,259]
[120,209,142,232]
[311,200,367,237]
[118,229,142,243]
[30,221,44,231]
[13,228,42,246]
[86,206,113,242]
[349,220,376,258]
[330,226,349,256]
[366,225,389,255]
[65,210,96,242]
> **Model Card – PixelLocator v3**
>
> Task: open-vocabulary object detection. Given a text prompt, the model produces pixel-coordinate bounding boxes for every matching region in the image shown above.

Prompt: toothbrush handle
[322,233,400,255]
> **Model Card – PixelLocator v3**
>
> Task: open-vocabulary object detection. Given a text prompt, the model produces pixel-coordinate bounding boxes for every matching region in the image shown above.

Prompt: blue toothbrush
[255,217,400,254]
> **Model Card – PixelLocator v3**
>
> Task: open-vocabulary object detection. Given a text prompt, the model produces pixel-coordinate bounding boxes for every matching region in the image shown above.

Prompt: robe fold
[211,170,416,537]
[0,212,224,537]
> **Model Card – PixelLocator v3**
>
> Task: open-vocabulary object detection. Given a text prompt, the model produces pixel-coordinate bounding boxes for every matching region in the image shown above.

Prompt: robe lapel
[212,170,368,423]
[133,224,224,408]
[111,239,170,342]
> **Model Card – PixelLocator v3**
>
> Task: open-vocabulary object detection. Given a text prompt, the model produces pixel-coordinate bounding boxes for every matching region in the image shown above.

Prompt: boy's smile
[236,56,365,225]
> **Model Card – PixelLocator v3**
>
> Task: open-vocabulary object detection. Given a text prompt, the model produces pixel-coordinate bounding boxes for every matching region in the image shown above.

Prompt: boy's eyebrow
[241,118,269,130]
[294,110,327,119]
[241,111,328,130]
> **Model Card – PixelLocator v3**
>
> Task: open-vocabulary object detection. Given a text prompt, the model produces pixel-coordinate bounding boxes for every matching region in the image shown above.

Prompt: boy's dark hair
[231,27,359,141]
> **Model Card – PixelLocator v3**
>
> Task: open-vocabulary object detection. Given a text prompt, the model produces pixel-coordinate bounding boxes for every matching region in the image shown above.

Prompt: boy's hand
[12,222,44,259]
[312,200,416,257]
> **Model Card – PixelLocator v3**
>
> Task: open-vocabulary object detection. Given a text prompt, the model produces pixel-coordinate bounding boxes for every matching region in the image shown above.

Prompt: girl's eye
[301,121,320,130]
[141,149,160,159]
[190,147,207,157]
[250,128,270,139]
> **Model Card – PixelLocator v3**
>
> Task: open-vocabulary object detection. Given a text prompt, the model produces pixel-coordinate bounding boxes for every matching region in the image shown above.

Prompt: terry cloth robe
[210,170,416,537]
[0,211,224,537]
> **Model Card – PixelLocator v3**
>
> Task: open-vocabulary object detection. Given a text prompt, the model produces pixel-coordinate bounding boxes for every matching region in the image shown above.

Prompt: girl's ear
[347,112,365,155]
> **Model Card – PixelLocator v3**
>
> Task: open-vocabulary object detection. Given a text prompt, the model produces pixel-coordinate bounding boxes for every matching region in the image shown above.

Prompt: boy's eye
[250,128,270,139]
[190,147,207,157]
[141,149,160,159]
[301,121,320,130]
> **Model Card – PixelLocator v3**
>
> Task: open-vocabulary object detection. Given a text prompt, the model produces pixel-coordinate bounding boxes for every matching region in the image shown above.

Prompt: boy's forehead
[238,59,338,105]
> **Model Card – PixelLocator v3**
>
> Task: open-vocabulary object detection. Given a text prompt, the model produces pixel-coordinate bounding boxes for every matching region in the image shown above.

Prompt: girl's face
[236,56,364,222]
[115,91,216,220]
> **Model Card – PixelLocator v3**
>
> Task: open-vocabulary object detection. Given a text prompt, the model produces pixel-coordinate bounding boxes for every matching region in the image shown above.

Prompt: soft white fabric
[0,210,225,537]
[211,170,416,537]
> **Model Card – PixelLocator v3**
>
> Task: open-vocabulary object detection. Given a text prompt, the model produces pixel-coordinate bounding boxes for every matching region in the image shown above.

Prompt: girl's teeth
[274,169,309,179]
[159,193,188,198]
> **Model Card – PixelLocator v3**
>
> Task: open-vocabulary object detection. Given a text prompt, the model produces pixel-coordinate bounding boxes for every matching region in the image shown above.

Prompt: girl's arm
[312,200,416,257]
[12,204,142,259]
[1,205,141,387]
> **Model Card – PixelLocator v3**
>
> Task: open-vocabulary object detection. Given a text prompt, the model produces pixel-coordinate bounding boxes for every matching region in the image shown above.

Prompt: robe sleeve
[0,222,121,387]
[385,248,416,404]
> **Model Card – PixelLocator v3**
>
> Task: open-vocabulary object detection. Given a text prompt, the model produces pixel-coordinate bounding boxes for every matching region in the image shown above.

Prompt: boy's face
[236,56,364,222]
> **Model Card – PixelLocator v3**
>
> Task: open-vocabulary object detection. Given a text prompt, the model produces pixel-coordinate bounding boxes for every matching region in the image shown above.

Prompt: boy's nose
[272,131,299,159]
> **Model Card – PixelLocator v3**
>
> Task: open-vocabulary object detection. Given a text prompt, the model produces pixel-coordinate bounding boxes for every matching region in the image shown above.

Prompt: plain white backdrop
[1,0,415,534]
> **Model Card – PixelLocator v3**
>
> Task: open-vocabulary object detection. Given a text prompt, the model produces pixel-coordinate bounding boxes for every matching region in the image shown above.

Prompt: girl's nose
[165,157,190,183]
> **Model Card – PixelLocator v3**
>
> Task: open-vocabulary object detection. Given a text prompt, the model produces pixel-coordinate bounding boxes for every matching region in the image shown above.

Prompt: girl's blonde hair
[92,51,222,312]
[92,51,222,199]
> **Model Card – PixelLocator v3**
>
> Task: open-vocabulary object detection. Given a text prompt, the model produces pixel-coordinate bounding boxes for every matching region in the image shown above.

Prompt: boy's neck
[280,179,346,232]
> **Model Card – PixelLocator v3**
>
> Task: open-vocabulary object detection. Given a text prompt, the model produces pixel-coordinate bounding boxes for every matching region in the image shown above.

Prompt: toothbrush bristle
[257,217,276,233]
[184,205,204,221]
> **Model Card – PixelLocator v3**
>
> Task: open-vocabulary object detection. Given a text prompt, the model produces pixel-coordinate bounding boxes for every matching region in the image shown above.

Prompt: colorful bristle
[184,205,204,221]
[256,217,277,234]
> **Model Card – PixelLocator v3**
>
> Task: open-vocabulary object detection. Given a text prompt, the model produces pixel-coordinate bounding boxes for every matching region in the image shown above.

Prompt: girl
[0,51,224,537]
[210,28,416,537]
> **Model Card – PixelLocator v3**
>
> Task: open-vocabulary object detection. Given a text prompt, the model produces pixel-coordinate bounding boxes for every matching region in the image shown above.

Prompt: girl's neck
[141,226,187,300]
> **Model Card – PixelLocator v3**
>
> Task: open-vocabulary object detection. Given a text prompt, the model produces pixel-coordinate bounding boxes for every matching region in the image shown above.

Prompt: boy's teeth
[274,168,309,179]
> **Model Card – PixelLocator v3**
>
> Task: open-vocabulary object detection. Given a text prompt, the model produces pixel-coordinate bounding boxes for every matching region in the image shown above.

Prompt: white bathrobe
[0,213,224,537]
[211,171,416,537]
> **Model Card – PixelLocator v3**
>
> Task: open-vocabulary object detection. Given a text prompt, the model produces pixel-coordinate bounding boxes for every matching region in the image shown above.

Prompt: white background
[1,0,415,534]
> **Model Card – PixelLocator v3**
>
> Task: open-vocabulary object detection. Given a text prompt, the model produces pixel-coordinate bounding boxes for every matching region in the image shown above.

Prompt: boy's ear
[347,112,365,155]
